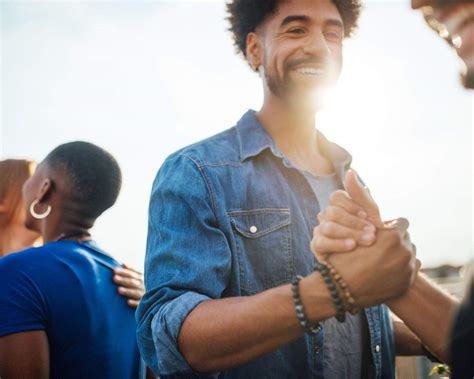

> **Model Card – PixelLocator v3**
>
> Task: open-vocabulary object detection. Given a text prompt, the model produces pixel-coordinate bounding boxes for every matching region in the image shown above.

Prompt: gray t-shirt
[303,171,365,379]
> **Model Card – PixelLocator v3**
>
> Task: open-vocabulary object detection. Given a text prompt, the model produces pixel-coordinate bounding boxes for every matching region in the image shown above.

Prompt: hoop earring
[30,199,52,219]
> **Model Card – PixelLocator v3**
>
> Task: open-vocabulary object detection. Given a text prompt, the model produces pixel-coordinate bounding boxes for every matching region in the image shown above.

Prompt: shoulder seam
[178,153,218,216]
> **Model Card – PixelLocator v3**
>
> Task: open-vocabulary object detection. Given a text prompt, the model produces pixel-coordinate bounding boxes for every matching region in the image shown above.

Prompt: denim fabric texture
[136,110,395,378]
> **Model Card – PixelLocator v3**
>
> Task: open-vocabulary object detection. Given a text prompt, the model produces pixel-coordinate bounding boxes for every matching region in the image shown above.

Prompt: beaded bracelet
[325,260,360,315]
[291,275,321,335]
[313,261,346,322]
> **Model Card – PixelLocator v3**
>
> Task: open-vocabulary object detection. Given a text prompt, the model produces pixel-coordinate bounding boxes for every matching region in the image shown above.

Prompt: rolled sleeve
[152,292,210,375]
[136,152,232,377]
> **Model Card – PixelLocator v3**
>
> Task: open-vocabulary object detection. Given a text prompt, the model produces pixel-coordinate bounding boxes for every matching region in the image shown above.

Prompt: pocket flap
[228,208,290,238]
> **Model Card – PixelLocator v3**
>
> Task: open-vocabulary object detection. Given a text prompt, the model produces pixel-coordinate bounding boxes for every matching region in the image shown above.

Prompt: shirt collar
[236,109,276,161]
[236,109,352,174]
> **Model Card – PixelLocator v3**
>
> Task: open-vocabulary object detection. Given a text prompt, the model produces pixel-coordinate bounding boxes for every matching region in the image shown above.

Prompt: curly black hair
[226,0,361,57]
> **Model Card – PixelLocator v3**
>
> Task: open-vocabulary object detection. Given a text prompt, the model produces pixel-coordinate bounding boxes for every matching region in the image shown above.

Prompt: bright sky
[1,0,472,270]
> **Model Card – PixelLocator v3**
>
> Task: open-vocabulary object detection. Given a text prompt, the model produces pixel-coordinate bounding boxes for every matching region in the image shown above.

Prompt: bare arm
[178,273,336,372]
[0,331,49,379]
[392,318,424,356]
[387,274,459,362]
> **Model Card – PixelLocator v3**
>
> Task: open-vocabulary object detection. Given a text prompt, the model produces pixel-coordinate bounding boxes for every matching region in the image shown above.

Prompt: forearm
[386,274,459,362]
[178,272,336,373]
[392,319,424,356]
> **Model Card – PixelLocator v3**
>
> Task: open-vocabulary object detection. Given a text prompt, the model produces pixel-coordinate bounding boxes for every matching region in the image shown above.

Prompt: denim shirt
[136,110,395,379]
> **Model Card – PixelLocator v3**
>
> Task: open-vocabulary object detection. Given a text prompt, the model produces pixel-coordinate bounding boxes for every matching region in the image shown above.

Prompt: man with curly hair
[136,1,420,377]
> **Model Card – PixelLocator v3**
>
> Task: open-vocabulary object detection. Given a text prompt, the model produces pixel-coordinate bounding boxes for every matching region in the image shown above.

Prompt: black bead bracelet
[291,275,321,335]
[313,261,346,322]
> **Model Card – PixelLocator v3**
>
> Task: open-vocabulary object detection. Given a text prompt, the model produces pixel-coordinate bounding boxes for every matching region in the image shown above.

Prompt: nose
[302,30,331,57]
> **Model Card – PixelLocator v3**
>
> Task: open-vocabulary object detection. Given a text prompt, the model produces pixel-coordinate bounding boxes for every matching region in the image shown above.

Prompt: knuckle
[321,221,335,235]
[326,207,335,219]
[348,216,360,229]
[314,238,326,252]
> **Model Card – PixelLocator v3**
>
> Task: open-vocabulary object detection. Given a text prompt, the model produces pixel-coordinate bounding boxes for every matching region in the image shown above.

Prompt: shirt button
[249,226,258,234]
[375,344,381,353]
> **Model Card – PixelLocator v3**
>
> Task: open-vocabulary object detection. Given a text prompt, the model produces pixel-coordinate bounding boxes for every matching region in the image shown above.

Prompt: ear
[246,32,263,71]
[36,179,53,203]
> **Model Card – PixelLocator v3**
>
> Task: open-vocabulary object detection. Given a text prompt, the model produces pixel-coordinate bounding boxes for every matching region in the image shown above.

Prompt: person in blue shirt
[136,1,421,378]
[0,158,145,309]
[0,142,141,379]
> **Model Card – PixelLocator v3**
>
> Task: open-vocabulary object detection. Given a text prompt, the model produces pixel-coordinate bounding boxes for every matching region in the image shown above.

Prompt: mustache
[285,57,329,70]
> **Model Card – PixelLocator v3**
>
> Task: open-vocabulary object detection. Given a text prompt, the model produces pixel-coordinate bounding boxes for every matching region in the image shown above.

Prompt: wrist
[386,274,424,308]
[291,275,321,334]
[299,272,338,323]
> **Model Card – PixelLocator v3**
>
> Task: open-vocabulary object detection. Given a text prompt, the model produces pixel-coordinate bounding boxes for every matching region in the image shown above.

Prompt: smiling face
[248,0,344,102]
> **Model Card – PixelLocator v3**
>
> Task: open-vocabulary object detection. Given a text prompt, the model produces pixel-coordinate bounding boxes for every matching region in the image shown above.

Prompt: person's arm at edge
[0,331,49,379]
[386,274,459,363]
[342,170,459,362]
[392,318,424,356]
[319,170,459,363]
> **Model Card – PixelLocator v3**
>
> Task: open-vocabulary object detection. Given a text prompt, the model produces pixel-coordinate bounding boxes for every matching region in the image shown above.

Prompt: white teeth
[295,67,324,76]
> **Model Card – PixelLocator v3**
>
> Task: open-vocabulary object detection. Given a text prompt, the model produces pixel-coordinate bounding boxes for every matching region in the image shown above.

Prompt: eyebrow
[279,15,344,31]
[280,15,310,28]
[326,19,344,30]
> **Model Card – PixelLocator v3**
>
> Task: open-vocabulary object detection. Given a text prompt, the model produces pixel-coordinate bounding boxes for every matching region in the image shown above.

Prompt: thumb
[344,170,383,227]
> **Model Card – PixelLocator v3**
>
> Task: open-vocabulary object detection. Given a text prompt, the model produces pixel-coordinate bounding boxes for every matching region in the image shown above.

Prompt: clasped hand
[310,170,420,308]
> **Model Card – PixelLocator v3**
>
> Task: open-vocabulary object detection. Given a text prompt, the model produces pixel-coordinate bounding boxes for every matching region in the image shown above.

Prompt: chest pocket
[228,208,293,295]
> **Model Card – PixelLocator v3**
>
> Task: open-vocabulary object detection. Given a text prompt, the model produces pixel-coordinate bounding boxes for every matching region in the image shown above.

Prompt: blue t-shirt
[0,240,140,379]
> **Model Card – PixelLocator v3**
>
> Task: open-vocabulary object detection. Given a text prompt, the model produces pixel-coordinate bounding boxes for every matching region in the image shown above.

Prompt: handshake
[309,170,458,362]
[310,170,419,308]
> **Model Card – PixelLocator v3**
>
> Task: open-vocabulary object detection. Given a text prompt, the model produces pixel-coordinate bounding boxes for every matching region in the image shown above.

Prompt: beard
[262,54,338,102]
[263,57,292,99]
